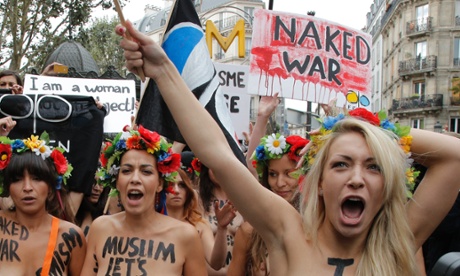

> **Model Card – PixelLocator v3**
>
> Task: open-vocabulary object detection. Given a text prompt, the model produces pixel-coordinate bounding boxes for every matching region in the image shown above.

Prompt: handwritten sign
[24,74,135,133]
[248,9,372,109]
[214,63,250,141]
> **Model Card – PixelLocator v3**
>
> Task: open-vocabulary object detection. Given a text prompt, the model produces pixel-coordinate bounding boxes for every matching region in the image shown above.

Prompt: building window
[244,7,254,22]
[455,38,460,66]
[450,117,460,133]
[416,4,429,24]
[413,81,425,98]
[415,41,427,59]
[245,37,252,57]
[456,1,460,25]
[412,118,424,129]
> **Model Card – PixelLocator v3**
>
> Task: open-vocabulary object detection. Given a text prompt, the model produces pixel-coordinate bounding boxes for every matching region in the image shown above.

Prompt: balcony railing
[390,94,443,112]
[406,17,433,36]
[399,55,437,76]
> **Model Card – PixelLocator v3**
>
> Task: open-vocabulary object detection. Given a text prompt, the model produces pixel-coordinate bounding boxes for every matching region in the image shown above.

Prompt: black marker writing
[328,258,354,276]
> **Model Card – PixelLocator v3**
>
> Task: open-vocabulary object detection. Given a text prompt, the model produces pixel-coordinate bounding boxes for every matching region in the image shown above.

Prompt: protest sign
[248,9,372,109]
[214,63,250,141]
[24,74,135,132]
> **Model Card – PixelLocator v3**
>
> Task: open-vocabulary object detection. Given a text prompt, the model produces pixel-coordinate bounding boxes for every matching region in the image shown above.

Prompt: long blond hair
[301,118,418,275]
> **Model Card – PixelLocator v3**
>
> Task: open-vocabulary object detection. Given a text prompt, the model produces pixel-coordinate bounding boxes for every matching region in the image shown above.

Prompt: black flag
[136,0,246,165]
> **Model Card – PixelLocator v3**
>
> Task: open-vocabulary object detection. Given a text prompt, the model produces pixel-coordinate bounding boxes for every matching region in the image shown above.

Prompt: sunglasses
[0,94,72,123]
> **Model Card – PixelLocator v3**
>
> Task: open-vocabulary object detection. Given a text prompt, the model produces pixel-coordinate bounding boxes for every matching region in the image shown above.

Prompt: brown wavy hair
[175,169,204,226]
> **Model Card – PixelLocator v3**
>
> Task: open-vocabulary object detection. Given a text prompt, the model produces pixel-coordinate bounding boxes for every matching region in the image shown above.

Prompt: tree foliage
[76,16,126,74]
[0,0,129,72]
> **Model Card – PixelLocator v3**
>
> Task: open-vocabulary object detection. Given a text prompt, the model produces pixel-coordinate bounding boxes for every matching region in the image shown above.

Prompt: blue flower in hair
[56,176,63,190]
[323,114,345,130]
[11,139,25,151]
[255,145,266,161]
[115,140,126,150]
[381,119,396,132]
[158,151,169,162]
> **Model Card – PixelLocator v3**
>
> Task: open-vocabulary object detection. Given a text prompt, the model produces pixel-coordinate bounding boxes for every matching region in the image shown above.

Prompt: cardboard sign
[24,74,135,132]
[248,9,372,109]
[214,63,250,141]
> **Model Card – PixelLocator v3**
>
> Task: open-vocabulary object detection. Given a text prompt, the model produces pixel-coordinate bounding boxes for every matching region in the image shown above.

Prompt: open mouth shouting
[341,196,365,225]
[127,189,144,205]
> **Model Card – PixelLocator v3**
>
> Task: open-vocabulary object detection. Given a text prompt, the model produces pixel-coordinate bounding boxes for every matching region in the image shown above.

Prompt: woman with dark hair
[166,168,235,270]
[0,70,23,94]
[0,133,86,275]
[81,126,206,275]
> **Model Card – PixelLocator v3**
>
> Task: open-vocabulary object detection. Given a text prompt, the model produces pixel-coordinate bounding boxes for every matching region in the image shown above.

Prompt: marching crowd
[1,20,460,276]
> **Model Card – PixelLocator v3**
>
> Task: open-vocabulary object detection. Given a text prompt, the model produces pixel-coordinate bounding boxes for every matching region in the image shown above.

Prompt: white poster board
[24,74,135,132]
[248,9,372,110]
[214,63,250,141]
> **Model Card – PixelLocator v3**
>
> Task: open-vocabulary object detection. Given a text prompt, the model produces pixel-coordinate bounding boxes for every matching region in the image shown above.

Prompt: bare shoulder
[90,213,121,230]
[56,219,86,248]
[58,219,85,235]
[159,215,199,240]
[194,219,210,231]
[239,221,254,234]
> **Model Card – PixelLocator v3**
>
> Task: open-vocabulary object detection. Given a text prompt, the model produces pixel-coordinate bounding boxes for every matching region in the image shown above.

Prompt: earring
[154,193,160,210]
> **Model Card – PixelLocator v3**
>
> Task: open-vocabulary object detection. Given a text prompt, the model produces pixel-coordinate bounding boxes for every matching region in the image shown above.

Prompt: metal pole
[268,0,274,10]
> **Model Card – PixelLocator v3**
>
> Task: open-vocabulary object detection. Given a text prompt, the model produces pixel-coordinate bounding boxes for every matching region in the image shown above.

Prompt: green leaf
[40,131,50,144]
[0,136,12,144]
[109,188,119,197]
[377,110,387,121]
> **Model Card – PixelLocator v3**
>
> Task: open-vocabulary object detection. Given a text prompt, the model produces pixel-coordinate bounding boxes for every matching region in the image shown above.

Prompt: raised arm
[407,128,460,249]
[246,94,279,178]
[115,21,299,244]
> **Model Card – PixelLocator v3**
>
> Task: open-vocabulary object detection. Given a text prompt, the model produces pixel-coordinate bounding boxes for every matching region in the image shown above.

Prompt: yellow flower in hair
[24,135,41,150]
[399,135,413,154]
[147,141,161,154]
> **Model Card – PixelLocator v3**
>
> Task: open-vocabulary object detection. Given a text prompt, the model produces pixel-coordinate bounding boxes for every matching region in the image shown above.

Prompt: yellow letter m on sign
[206,19,245,58]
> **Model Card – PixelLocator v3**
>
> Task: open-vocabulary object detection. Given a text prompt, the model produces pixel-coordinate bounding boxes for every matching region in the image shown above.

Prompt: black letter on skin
[328,258,354,276]
[154,242,175,263]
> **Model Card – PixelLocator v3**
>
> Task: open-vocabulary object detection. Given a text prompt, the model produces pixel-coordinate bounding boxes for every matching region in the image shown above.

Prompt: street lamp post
[434,121,443,133]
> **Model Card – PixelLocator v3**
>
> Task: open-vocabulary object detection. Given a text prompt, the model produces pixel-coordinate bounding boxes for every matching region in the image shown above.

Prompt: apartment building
[367,0,460,132]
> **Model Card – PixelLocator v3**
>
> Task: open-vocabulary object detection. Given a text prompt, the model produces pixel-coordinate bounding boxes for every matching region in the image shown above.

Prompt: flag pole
[135,0,178,126]
[113,0,146,82]
[162,0,178,43]
[268,0,274,10]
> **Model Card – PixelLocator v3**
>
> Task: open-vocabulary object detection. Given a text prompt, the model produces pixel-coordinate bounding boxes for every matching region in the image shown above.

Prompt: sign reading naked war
[248,9,372,109]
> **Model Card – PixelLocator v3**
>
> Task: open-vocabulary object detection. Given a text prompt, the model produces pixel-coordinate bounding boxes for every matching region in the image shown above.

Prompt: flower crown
[0,132,73,195]
[191,157,201,177]
[96,125,181,193]
[251,133,309,179]
[303,108,419,197]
